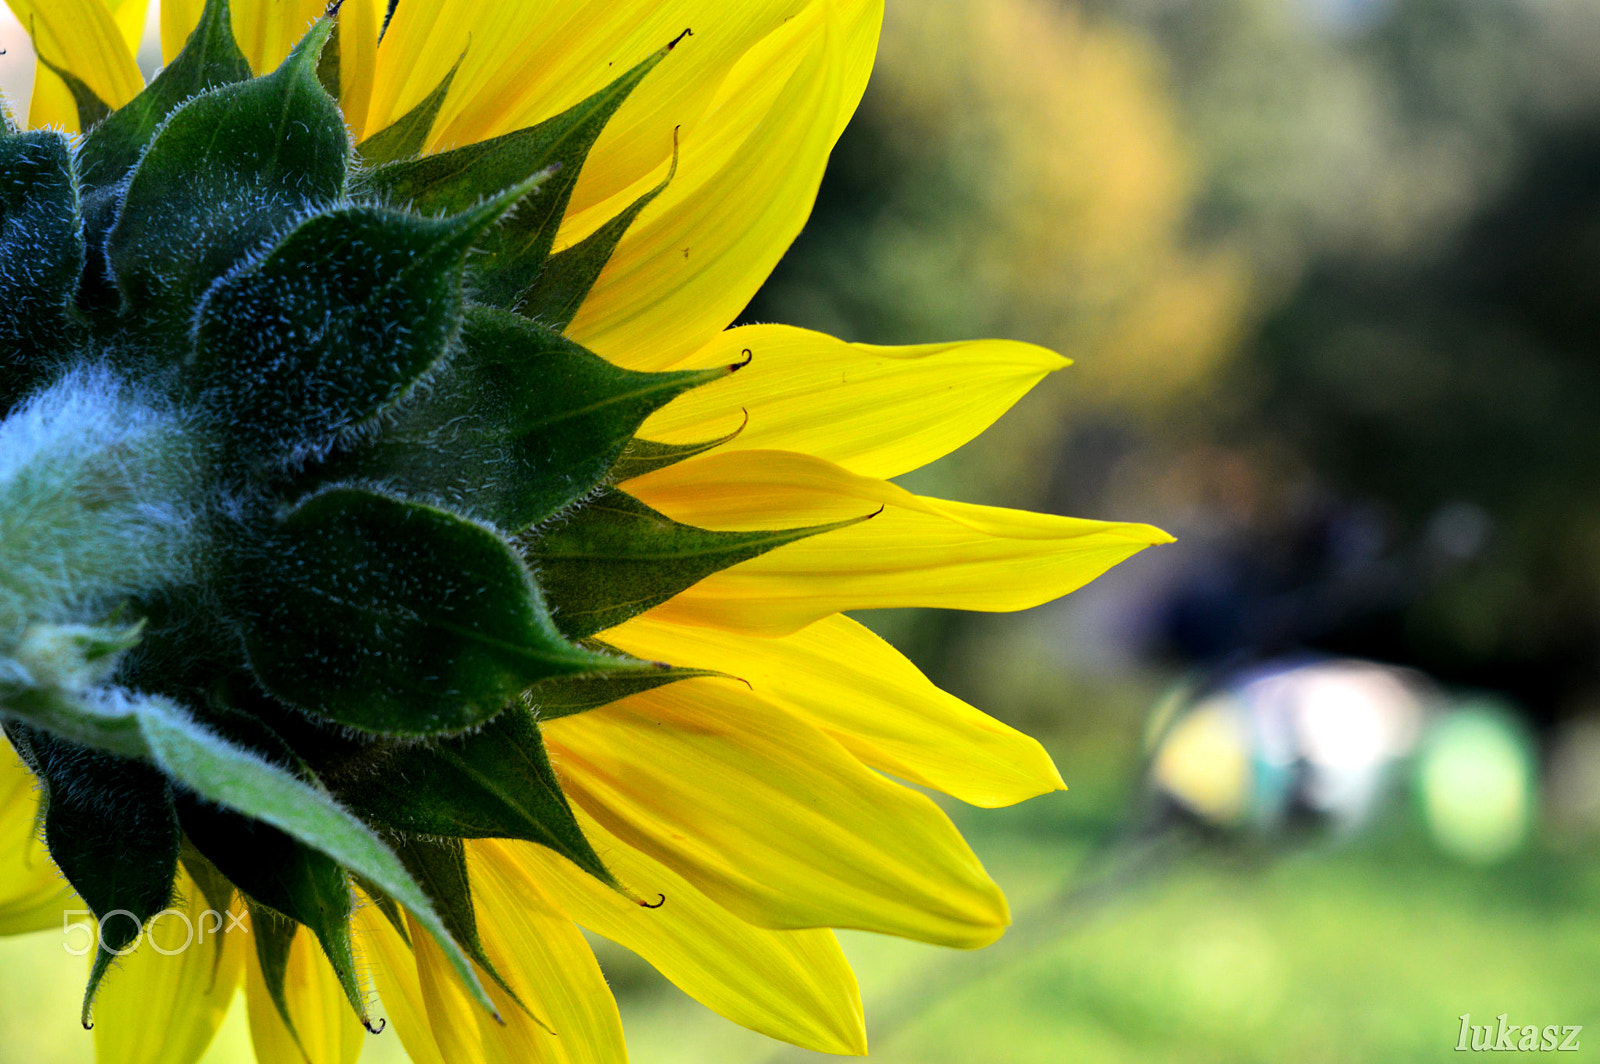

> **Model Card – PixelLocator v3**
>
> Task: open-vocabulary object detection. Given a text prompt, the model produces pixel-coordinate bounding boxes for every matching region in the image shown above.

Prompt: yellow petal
[634,325,1067,478]
[107,0,148,52]
[159,0,203,63]
[334,0,384,140]
[563,1,870,370]
[626,449,1173,635]
[353,902,449,1064]
[93,869,247,1064]
[370,0,879,370]
[0,738,75,935]
[469,842,628,1064]
[8,0,144,131]
[604,613,1064,808]
[230,0,326,74]
[409,849,627,1064]
[546,679,1010,949]
[411,925,488,1063]
[492,833,867,1055]
[244,916,366,1064]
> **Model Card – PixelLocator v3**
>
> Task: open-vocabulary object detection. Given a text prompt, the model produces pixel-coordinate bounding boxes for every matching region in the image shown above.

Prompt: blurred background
[4,0,1600,1059]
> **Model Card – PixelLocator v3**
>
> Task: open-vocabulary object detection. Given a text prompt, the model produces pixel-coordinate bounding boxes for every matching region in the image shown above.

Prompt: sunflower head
[0,0,1172,1058]
[0,0,843,1036]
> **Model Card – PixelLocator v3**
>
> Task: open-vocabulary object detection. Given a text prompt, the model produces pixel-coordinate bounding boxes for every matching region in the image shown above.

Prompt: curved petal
[0,740,74,935]
[371,0,879,370]
[491,833,866,1055]
[93,869,247,1064]
[107,0,149,51]
[410,927,487,1062]
[159,0,203,63]
[470,843,628,1064]
[408,854,626,1064]
[244,916,365,1064]
[353,902,449,1064]
[604,613,1064,807]
[636,325,1068,479]
[231,0,326,74]
[626,449,1173,635]
[9,0,144,130]
[546,680,1010,949]
[562,0,866,370]
[333,0,384,139]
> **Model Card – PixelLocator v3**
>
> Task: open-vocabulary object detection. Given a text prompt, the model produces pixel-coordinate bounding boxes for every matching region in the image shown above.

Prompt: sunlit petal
[0,739,74,935]
[627,449,1172,634]
[547,680,1010,948]
[637,324,1067,478]
[353,902,449,1064]
[604,612,1064,807]
[494,834,867,1054]
[244,916,365,1064]
[93,868,247,1064]
[9,0,144,130]
[469,843,628,1064]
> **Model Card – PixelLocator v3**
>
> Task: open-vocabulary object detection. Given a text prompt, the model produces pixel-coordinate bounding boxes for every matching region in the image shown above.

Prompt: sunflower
[0,1,1170,1061]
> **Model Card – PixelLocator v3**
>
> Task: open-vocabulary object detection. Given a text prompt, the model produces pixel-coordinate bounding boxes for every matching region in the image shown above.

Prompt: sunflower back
[0,0,841,1039]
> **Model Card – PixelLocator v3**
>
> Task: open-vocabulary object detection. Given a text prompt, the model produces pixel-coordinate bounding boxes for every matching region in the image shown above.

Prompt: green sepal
[363,40,673,309]
[107,18,346,329]
[179,795,371,1029]
[3,725,178,1027]
[133,696,499,1017]
[355,52,463,165]
[178,841,236,921]
[246,906,302,1044]
[390,835,531,1016]
[331,707,614,886]
[608,417,748,483]
[32,55,111,134]
[191,187,539,462]
[524,489,870,639]
[236,487,625,735]
[0,129,83,412]
[77,0,253,190]
[523,660,723,721]
[178,842,238,987]
[325,305,726,530]
[315,17,341,101]
[512,139,675,328]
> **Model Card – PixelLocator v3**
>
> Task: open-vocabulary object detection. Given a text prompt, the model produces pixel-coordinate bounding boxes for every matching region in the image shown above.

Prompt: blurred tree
[743,0,1251,506]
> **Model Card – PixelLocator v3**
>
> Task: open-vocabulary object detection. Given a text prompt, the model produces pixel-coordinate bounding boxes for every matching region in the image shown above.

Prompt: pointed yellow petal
[370,0,879,370]
[0,739,75,935]
[492,832,867,1055]
[604,613,1064,808]
[353,902,449,1064]
[231,0,326,74]
[93,870,247,1064]
[635,325,1067,478]
[8,0,144,131]
[244,917,365,1064]
[546,680,1010,949]
[626,449,1173,635]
